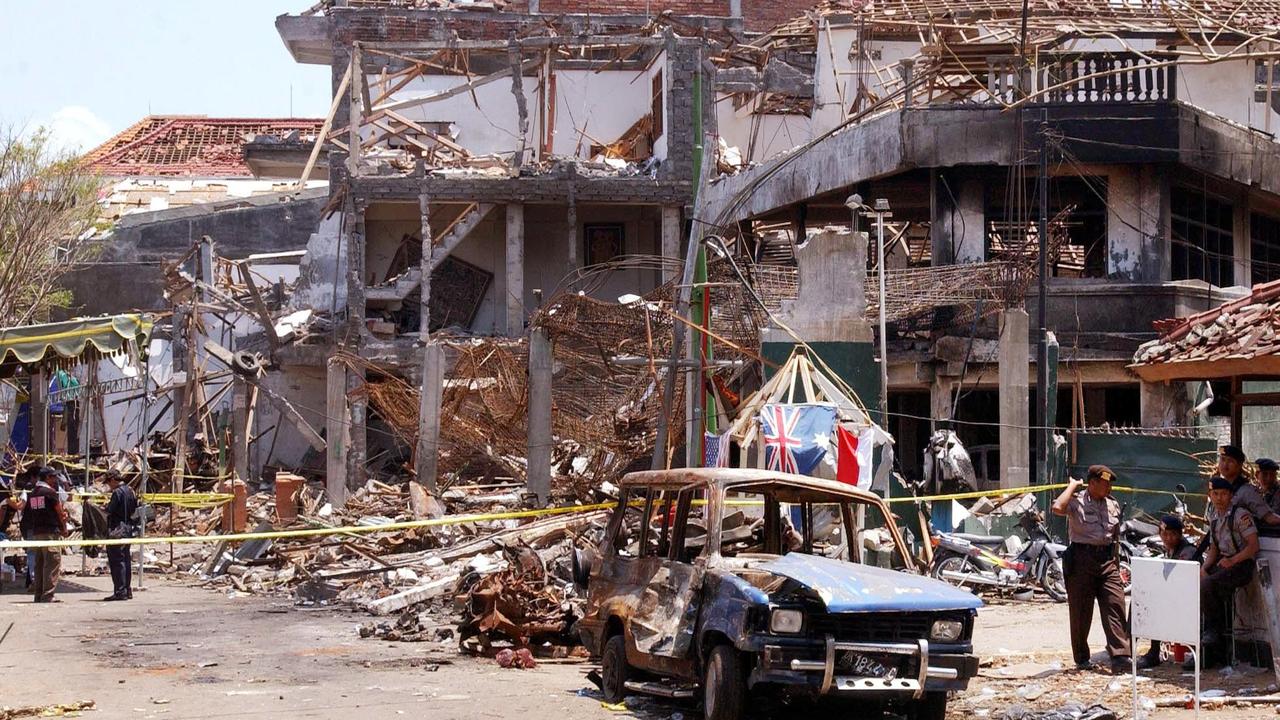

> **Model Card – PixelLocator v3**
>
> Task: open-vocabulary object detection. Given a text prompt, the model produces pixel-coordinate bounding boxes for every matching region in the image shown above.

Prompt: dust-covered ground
[0,569,1270,720]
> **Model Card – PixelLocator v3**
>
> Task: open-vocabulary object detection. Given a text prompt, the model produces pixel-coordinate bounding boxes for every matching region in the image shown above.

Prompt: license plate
[838,652,898,680]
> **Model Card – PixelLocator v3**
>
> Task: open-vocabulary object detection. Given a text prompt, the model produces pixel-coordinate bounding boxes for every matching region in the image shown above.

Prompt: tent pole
[136,343,149,591]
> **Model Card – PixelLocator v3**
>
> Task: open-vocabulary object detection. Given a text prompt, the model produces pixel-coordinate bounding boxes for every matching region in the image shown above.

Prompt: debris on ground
[0,700,96,719]
[998,703,1117,720]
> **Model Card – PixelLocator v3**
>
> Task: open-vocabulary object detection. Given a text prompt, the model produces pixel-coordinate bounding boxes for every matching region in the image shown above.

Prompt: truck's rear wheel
[703,645,745,720]
[601,634,629,704]
[910,691,948,720]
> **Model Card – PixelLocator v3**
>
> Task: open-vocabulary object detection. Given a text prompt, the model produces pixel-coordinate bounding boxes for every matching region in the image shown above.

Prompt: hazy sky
[0,1,331,152]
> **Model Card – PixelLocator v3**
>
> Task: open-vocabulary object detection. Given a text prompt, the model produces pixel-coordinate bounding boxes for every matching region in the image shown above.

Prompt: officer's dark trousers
[107,544,132,597]
[1201,559,1254,644]
[1065,543,1131,664]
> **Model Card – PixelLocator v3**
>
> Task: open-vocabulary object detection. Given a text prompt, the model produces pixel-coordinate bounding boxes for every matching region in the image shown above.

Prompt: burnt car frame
[576,468,982,720]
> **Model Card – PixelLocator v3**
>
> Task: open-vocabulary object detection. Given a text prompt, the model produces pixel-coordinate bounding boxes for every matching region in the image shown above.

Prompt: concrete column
[527,324,553,506]
[505,204,525,337]
[419,193,433,338]
[345,362,367,491]
[1234,194,1250,287]
[1141,380,1190,428]
[232,379,252,483]
[344,197,367,340]
[325,357,348,506]
[998,309,1030,489]
[661,206,681,282]
[415,343,445,493]
[930,375,956,431]
[30,369,47,457]
[566,197,579,271]
[1107,166,1164,281]
[930,171,985,265]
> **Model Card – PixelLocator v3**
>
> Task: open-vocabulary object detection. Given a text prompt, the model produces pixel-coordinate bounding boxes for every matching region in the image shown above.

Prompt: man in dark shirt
[1138,515,1199,667]
[103,470,137,601]
[1258,458,1280,515]
[23,467,68,603]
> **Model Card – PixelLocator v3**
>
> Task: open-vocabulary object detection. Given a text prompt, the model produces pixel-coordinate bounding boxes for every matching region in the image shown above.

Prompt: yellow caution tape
[0,501,618,549]
[888,483,1205,505]
[72,492,234,509]
[2,480,1210,551]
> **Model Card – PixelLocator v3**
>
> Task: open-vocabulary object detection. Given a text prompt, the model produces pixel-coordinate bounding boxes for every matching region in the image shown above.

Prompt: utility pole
[874,198,891,431]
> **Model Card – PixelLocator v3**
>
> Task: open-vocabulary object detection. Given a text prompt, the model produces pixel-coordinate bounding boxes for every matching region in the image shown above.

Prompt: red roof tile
[83,116,325,178]
[1132,280,1280,375]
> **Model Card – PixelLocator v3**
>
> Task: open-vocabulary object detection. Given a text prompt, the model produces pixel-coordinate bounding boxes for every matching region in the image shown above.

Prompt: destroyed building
[696,0,1280,487]
[265,0,820,498]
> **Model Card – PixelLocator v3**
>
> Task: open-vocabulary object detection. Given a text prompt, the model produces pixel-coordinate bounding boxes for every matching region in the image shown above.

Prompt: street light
[846,194,892,461]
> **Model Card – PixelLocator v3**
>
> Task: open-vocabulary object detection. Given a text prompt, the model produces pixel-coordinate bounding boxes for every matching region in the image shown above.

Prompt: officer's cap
[1210,475,1235,492]
[1220,445,1246,463]
[1160,515,1184,533]
[1087,465,1115,483]
[1259,458,1279,472]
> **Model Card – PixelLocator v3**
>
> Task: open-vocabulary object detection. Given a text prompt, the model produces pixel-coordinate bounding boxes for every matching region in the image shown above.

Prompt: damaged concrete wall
[379,74,535,158]
[1106,165,1166,281]
[374,63,662,161]
[252,359,329,474]
[1178,58,1273,131]
[63,190,327,317]
[292,212,348,314]
[931,170,985,265]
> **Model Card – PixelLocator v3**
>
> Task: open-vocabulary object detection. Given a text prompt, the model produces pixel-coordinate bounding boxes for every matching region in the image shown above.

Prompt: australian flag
[759,403,836,476]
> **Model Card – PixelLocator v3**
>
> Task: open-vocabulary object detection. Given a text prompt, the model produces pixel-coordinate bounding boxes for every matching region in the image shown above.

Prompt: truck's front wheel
[703,645,746,720]
[601,634,629,704]
[910,691,948,720]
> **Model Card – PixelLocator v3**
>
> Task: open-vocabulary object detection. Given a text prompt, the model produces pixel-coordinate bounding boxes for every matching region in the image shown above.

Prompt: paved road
[0,568,1264,719]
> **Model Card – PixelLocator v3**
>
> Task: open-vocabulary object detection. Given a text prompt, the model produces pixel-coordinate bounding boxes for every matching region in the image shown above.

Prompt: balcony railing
[986,52,1177,105]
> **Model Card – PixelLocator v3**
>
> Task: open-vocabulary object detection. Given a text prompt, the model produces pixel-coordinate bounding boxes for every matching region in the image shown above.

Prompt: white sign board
[1131,556,1200,645]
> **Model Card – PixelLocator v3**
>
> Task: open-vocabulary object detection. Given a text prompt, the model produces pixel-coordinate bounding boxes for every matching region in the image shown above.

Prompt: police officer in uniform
[1201,476,1260,666]
[1051,464,1131,672]
[102,470,137,601]
[1256,458,1280,514]
[22,467,68,603]
[1211,446,1280,526]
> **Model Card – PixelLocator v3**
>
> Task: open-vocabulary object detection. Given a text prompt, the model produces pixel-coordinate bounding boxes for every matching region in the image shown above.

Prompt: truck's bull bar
[787,636,960,698]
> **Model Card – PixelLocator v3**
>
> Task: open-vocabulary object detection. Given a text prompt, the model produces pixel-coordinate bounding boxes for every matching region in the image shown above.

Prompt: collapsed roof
[83,116,325,178]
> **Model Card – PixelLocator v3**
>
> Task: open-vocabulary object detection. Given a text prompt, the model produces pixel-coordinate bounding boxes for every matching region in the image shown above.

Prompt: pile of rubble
[180,478,609,658]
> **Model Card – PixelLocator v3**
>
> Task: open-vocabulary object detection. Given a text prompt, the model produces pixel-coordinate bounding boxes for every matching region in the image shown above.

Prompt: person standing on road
[11,468,37,589]
[1136,515,1198,668]
[21,467,68,603]
[102,470,137,601]
[1201,476,1259,667]
[1051,465,1132,673]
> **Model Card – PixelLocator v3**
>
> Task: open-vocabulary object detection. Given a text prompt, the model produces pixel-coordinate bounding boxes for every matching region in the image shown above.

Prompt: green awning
[0,314,152,366]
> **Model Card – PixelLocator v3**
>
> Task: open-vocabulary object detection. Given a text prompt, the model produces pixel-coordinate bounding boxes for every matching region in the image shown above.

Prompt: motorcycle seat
[1123,519,1160,536]
[951,533,1006,545]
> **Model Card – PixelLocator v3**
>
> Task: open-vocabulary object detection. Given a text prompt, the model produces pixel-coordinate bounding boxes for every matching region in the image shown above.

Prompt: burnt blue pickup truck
[575,468,982,720]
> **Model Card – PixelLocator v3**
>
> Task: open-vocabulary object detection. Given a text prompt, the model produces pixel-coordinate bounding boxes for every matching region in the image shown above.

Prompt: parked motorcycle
[929,508,1068,602]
